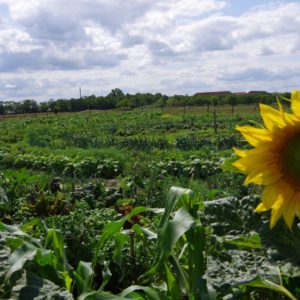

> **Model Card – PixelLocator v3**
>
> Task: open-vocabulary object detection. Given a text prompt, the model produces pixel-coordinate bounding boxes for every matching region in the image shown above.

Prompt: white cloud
[0,0,299,100]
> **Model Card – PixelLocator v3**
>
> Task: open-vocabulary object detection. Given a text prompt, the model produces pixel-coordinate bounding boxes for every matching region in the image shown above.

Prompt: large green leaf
[157,207,194,264]
[158,187,193,231]
[44,228,72,290]
[185,221,207,298]
[4,242,38,284]
[0,222,41,248]
[44,228,66,267]
[9,270,74,300]
[201,195,300,283]
[74,261,94,296]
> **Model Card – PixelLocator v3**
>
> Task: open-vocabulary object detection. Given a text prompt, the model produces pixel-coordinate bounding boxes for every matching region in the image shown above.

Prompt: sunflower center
[281,134,300,182]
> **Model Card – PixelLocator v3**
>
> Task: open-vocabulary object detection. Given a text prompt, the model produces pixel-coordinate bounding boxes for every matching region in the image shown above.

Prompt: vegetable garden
[0,106,299,299]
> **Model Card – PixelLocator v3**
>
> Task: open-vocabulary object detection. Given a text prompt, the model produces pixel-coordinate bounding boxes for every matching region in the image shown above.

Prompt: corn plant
[1,187,297,299]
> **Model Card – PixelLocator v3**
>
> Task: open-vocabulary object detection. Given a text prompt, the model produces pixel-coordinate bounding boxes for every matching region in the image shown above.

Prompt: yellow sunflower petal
[236,126,272,147]
[259,104,285,131]
[244,172,263,185]
[244,167,280,185]
[277,97,300,126]
[233,147,247,157]
[261,185,280,209]
[283,200,296,230]
[270,197,284,229]
[234,89,300,230]
[233,147,278,182]
[256,202,268,212]
[280,188,296,230]
[291,89,300,117]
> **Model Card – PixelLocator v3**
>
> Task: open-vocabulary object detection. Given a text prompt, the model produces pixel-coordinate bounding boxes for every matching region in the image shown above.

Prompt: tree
[155,95,168,112]
[107,88,124,101]
[201,97,211,113]
[225,94,238,113]
[22,99,39,113]
[0,102,5,115]
[40,102,50,113]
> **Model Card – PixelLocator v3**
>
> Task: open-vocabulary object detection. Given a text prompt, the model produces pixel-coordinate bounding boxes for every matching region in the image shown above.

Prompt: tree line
[0,88,290,115]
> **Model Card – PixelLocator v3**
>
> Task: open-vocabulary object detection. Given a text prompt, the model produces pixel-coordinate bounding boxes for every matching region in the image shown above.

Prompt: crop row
[0,151,221,180]
[152,157,221,179]
[0,152,121,179]
[55,133,243,151]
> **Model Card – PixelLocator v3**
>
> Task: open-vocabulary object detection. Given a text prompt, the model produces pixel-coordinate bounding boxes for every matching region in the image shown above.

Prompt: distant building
[194,91,231,97]
[233,92,246,95]
[248,91,267,94]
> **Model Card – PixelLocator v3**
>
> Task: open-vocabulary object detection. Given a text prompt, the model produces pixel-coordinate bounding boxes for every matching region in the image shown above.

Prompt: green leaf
[113,232,130,265]
[164,263,181,300]
[74,261,93,296]
[157,207,194,264]
[185,222,207,298]
[0,222,41,247]
[98,261,112,291]
[93,206,162,269]
[20,218,44,232]
[168,255,189,293]
[120,285,161,300]
[93,220,124,269]
[131,224,157,240]
[224,232,262,249]
[5,237,23,251]
[158,187,193,231]
[44,228,72,290]
[44,228,64,261]
[4,242,38,284]
[244,276,297,300]
[78,290,127,300]
[9,270,74,300]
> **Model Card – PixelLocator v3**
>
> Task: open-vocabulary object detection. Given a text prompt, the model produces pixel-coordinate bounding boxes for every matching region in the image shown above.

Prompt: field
[0,105,299,299]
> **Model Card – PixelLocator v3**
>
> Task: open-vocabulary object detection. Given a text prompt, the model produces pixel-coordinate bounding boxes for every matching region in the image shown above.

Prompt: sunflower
[233,90,300,229]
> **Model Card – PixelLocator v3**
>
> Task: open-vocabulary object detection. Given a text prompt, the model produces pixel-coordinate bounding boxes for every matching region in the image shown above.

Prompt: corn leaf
[244,277,297,300]
[164,263,181,300]
[74,261,93,296]
[120,285,161,300]
[157,207,194,264]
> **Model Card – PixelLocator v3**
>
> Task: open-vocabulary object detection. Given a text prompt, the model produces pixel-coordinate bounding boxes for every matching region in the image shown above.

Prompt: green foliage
[1,104,299,299]
[0,223,74,299]
[1,186,300,299]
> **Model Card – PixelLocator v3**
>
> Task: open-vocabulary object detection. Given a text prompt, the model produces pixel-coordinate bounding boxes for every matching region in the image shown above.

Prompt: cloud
[0,48,126,71]
[0,0,299,100]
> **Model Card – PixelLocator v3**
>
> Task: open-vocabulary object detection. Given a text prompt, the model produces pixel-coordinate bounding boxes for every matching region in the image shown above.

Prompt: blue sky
[0,0,299,101]
[223,0,291,15]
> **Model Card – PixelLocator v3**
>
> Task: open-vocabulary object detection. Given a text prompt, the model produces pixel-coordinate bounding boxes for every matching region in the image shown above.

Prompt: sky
[0,0,299,101]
